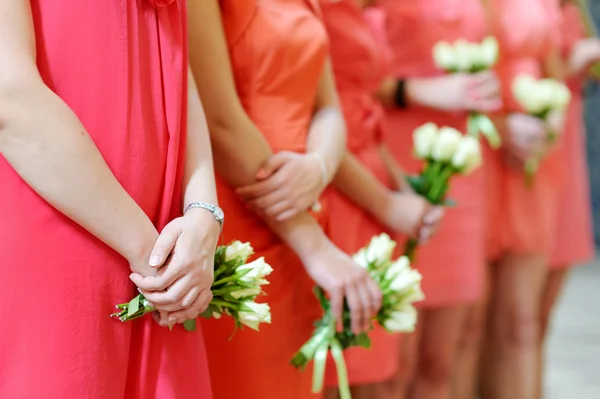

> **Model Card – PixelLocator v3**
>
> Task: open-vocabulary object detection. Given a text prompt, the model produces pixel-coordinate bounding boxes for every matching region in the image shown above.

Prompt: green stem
[331,339,352,399]
[404,238,419,263]
[427,165,454,203]
[210,299,238,310]
[212,275,238,287]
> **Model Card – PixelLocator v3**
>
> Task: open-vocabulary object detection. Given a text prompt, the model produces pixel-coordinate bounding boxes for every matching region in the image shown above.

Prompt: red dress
[377,0,487,306]
[201,1,327,398]
[320,0,399,386]
[0,1,212,398]
[485,0,564,260]
[550,3,595,268]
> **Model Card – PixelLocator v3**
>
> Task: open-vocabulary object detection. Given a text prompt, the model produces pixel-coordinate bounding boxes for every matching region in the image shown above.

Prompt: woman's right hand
[383,191,444,243]
[502,113,548,165]
[302,241,383,334]
[407,71,502,112]
[568,37,600,77]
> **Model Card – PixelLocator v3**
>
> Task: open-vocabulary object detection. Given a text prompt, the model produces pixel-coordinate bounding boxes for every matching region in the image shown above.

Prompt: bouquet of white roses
[291,234,423,399]
[404,123,482,260]
[433,36,501,148]
[111,241,272,332]
[512,74,571,185]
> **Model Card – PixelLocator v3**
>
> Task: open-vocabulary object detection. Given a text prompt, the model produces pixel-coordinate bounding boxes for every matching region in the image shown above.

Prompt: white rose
[236,257,273,284]
[225,241,254,263]
[451,136,482,174]
[384,256,411,282]
[383,305,418,333]
[432,41,457,71]
[479,36,499,68]
[352,248,369,268]
[431,127,462,162]
[238,301,272,331]
[413,122,439,159]
[512,74,546,115]
[389,268,423,293]
[453,39,473,72]
[365,234,397,266]
[230,287,262,299]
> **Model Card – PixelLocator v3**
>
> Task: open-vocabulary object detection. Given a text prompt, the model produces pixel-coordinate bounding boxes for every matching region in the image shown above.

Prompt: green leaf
[405,175,424,195]
[183,319,197,332]
[127,295,141,317]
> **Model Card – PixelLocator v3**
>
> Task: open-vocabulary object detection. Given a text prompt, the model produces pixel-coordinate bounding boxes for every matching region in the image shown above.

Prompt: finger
[276,208,300,222]
[469,70,496,87]
[255,152,291,180]
[140,274,192,307]
[237,177,283,200]
[265,201,296,219]
[355,281,374,331]
[329,287,344,331]
[149,224,180,267]
[249,189,289,212]
[143,284,201,312]
[466,97,502,112]
[170,289,213,324]
[366,278,383,314]
[344,283,363,334]
[423,207,444,226]
[471,77,501,101]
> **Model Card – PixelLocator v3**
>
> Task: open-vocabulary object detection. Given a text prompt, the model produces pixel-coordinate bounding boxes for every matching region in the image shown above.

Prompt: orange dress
[550,3,595,267]
[377,0,487,306]
[200,1,327,398]
[485,0,564,260]
[320,0,399,386]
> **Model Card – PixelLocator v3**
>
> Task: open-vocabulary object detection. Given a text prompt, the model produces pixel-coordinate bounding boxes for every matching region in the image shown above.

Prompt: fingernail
[149,255,160,266]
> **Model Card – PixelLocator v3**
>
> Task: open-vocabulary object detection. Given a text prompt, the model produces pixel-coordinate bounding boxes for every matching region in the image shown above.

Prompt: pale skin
[366,11,504,399]
[188,0,382,334]
[0,0,219,328]
[479,49,567,399]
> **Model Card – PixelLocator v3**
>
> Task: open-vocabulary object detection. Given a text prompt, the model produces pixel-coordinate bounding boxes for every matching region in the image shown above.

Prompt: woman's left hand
[237,151,326,221]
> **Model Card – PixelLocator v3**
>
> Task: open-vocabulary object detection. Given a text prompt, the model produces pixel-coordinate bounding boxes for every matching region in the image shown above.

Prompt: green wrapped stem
[330,339,351,399]
[404,238,419,263]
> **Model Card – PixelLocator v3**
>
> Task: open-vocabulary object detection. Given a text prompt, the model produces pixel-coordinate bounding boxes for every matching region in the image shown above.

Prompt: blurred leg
[536,268,569,399]
[480,254,547,399]
[410,306,466,399]
[454,264,491,399]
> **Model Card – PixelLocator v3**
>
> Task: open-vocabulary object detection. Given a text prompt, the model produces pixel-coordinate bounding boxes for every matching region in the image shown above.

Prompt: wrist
[308,152,330,186]
[124,220,160,267]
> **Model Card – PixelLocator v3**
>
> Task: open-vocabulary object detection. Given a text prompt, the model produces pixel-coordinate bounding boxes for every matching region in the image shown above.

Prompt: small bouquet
[404,123,482,260]
[111,241,273,332]
[291,234,423,399]
[512,74,571,185]
[433,36,502,148]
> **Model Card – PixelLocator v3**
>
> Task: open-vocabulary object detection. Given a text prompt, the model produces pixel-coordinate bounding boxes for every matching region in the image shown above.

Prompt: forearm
[379,145,408,191]
[0,82,157,263]
[183,69,219,209]
[306,106,346,184]
[377,76,442,110]
[332,151,392,225]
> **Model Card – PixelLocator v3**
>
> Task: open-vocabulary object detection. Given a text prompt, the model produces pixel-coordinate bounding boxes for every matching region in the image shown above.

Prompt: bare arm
[379,144,408,191]
[187,0,328,257]
[306,59,346,183]
[0,0,157,271]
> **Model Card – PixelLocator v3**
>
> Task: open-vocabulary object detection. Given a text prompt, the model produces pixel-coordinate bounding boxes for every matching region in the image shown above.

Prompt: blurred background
[547,2,600,397]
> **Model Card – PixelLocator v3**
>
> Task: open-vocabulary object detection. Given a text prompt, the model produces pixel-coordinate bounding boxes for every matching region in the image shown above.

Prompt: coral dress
[201,1,327,398]
[0,2,212,399]
[485,0,564,260]
[320,0,399,386]
[550,3,595,267]
[377,0,487,306]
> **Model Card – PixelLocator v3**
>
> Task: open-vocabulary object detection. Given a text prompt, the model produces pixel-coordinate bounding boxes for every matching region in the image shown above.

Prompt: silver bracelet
[184,201,224,233]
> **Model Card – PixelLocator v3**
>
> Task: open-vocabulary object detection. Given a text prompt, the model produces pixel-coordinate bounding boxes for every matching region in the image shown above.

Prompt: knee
[416,352,453,388]
[494,310,540,347]
[458,313,486,350]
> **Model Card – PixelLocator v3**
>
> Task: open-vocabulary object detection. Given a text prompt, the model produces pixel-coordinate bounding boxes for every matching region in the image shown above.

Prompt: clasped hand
[237,151,326,221]
[130,210,220,328]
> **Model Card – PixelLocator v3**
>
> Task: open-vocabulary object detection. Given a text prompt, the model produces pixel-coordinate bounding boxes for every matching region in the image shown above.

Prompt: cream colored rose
[479,36,499,68]
[432,41,457,71]
[236,257,273,284]
[238,301,272,331]
[383,305,418,333]
[431,127,462,162]
[413,122,439,159]
[225,241,254,263]
[451,136,482,174]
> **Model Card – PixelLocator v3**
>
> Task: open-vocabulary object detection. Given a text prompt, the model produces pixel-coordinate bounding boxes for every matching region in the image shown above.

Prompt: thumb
[255,152,290,180]
[149,223,180,268]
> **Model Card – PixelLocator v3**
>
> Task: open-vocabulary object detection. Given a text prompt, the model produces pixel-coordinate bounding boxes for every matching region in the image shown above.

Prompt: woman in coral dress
[319,1,443,398]
[539,1,598,396]
[0,1,218,398]
[480,1,564,398]
[374,1,499,397]
[188,1,382,398]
